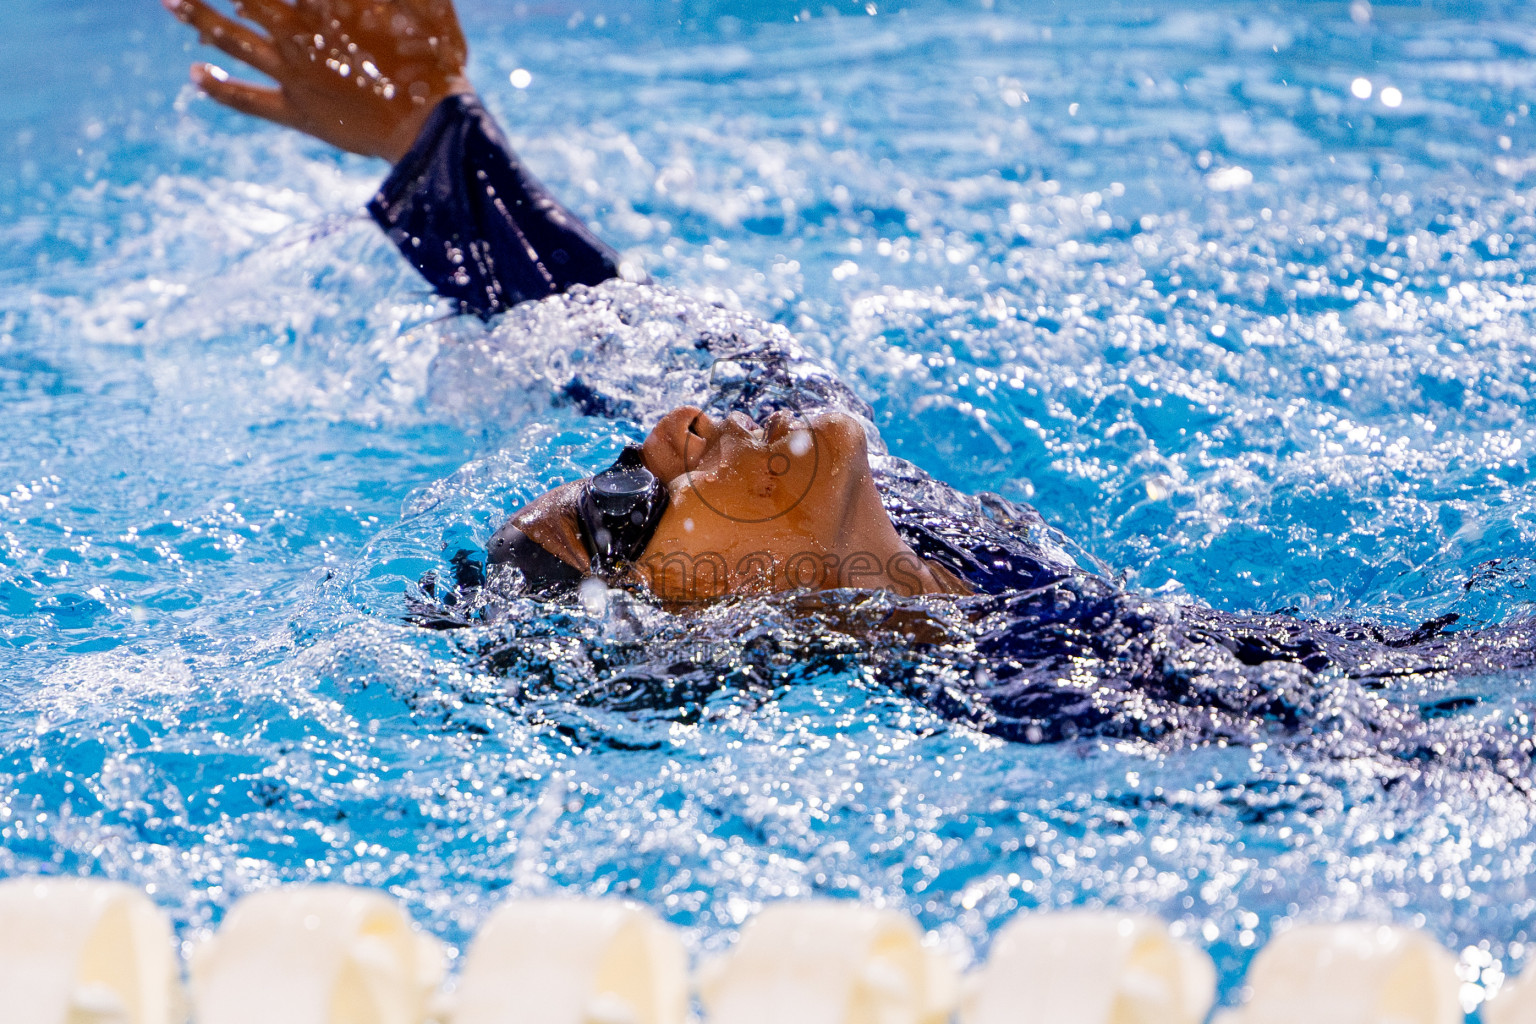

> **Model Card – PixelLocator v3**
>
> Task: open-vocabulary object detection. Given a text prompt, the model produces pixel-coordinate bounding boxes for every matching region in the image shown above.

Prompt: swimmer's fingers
[291,0,329,25]
[391,0,469,63]
[406,0,468,44]
[191,64,301,130]
[165,0,284,79]
[230,0,299,35]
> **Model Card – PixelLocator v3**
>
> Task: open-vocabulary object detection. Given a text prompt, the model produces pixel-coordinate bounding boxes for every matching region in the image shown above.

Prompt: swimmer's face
[507,404,960,601]
[641,406,833,520]
[634,404,938,601]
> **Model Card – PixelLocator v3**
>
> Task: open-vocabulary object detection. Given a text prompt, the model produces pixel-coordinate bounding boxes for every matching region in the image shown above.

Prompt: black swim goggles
[574,444,670,577]
[486,444,669,594]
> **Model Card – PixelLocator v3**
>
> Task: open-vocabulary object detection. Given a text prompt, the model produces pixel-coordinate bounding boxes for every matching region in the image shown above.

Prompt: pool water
[3,0,1535,1008]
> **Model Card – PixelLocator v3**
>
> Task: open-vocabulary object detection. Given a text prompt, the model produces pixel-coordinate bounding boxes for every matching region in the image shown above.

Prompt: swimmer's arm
[164,0,622,316]
[367,94,621,316]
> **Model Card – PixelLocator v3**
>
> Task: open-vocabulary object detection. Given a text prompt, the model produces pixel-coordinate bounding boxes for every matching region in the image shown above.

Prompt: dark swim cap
[575,444,670,577]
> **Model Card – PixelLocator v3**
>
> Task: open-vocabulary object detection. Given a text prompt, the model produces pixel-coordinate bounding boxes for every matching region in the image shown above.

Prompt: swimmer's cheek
[633,551,701,606]
[839,551,885,589]
[641,405,703,485]
[634,549,776,604]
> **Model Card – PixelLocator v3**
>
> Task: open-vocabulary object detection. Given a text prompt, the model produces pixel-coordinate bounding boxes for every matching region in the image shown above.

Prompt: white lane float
[451,897,687,1024]
[0,875,183,1024]
[961,910,1214,1024]
[696,899,958,1024]
[188,884,444,1024]
[1488,956,1536,1024]
[1214,922,1461,1024]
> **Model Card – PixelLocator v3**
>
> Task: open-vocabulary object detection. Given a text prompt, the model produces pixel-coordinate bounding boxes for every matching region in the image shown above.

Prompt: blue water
[3,0,1535,1008]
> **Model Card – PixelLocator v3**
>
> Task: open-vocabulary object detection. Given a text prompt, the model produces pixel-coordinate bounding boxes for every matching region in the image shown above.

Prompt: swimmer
[491,409,973,601]
[162,0,975,604]
[161,0,1536,754]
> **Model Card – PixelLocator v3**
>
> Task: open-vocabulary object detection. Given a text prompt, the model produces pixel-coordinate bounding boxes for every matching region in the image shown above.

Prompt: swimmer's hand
[163,0,473,162]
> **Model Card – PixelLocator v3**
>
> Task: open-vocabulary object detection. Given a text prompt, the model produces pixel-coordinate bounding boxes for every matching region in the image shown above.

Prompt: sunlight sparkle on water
[4,0,1536,1010]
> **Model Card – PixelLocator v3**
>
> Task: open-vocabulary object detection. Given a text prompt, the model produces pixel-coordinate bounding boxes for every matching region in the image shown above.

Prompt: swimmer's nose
[762,410,804,443]
[723,411,761,436]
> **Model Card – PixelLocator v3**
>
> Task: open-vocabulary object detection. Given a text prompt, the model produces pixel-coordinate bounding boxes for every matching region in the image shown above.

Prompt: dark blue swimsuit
[369,94,621,317]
